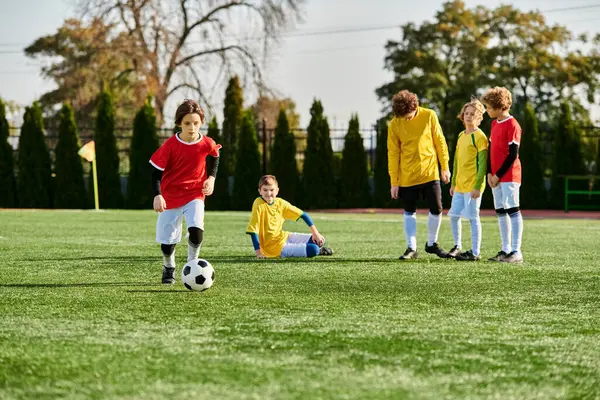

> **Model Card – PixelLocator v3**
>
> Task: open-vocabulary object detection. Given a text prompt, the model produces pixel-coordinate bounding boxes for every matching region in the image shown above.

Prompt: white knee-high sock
[470,217,482,256]
[427,213,442,246]
[163,250,175,268]
[404,212,417,250]
[187,240,201,262]
[450,216,461,248]
[509,211,523,254]
[497,213,511,253]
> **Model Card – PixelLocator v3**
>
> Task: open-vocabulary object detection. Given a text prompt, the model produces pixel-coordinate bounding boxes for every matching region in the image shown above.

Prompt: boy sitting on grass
[246,175,333,259]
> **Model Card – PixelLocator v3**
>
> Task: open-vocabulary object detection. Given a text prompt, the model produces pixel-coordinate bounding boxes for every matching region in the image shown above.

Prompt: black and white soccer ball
[181,258,215,292]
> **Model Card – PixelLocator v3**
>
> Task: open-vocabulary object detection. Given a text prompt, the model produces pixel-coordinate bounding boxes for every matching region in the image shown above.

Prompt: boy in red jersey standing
[149,99,222,283]
[481,87,524,263]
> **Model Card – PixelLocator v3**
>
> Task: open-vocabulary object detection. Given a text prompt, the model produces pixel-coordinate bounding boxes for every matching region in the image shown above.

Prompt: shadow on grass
[0,282,158,288]
[18,256,156,262]
[207,255,450,264]
[126,289,190,293]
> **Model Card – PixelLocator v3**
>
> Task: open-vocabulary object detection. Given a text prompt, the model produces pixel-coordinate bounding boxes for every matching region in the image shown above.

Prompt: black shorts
[399,180,442,214]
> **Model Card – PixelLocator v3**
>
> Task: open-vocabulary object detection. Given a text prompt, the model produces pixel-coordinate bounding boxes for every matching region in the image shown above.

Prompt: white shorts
[492,182,521,210]
[280,233,312,258]
[156,199,205,244]
[448,192,482,220]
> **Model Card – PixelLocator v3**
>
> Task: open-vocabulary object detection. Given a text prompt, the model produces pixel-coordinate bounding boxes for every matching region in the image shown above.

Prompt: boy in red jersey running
[481,87,524,263]
[149,99,222,283]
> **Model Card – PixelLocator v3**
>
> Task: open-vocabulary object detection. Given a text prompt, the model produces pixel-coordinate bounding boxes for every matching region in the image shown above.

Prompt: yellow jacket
[387,107,450,187]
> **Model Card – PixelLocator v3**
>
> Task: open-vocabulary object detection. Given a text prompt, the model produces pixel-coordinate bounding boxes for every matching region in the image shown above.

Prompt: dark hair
[174,99,205,126]
[258,175,278,188]
[392,90,419,117]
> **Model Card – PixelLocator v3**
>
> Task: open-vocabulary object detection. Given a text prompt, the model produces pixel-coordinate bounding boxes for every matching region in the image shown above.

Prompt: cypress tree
[373,118,391,208]
[520,103,547,209]
[301,99,336,209]
[17,102,53,208]
[54,103,87,208]
[222,76,243,179]
[93,90,123,208]
[340,114,370,207]
[206,116,230,210]
[0,98,17,207]
[126,97,159,209]
[232,110,261,210]
[270,109,299,203]
[550,102,586,208]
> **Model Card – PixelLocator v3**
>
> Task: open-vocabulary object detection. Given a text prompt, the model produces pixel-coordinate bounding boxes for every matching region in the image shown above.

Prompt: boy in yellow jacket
[387,90,451,260]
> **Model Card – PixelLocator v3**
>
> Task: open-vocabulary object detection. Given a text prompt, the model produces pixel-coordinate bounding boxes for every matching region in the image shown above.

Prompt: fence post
[262,118,268,175]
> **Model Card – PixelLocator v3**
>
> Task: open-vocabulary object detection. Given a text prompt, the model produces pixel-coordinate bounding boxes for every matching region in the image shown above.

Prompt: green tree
[301,100,336,209]
[54,103,87,209]
[222,76,244,183]
[520,103,547,209]
[550,102,586,208]
[93,90,123,208]
[25,18,147,128]
[206,116,230,210]
[17,102,53,208]
[270,109,299,204]
[0,99,17,207]
[232,111,262,210]
[340,114,371,208]
[376,1,600,154]
[126,97,159,209]
[373,118,391,208]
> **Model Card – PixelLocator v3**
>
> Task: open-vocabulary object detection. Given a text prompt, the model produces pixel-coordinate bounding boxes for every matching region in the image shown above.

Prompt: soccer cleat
[455,250,481,261]
[488,251,508,262]
[319,246,334,256]
[447,245,461,258]
[399,247,418,260]
[424,242,449,259]
[162,266,175,284]
[501,251,523,263]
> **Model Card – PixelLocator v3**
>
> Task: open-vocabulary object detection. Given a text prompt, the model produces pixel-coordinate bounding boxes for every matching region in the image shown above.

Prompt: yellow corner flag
[78,141,99,210]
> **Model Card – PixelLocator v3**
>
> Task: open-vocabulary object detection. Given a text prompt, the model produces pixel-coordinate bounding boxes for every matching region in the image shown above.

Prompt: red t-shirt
[489,116,522,184]
[150,134,221,209]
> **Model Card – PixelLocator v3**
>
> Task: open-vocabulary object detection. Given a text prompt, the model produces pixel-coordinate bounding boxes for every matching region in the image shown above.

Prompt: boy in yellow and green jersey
[447,99,489,261]
[387,90,451,260]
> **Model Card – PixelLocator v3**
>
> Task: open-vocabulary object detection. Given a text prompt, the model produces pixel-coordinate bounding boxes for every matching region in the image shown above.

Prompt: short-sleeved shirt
[454,129,488,192]
[246,197,304,258]
[490,116,522,183]
[149,133,221,210]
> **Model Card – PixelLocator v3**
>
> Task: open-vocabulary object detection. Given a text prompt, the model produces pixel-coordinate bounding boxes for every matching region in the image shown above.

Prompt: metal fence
[7,124,379,175]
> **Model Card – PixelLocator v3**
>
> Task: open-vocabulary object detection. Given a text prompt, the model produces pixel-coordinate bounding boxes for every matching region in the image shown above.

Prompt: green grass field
[1,209,599,399]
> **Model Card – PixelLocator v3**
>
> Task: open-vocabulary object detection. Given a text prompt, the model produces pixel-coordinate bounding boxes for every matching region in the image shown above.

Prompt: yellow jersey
[246,197,304,258]
[452,129,489,193]
[387,107,450,187]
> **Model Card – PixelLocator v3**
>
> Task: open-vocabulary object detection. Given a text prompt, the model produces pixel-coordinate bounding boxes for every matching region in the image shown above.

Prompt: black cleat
[425,242,449,259]
[162,266,175,284]
[399,247,418,260]
[455,250,481,261]
[319,246,334,256]
[501,251,523,263]
[488,251,508,262]
[447,245,461,258]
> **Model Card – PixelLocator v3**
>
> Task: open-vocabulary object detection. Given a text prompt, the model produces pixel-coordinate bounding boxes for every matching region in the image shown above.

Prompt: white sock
[163,250,175,268]
[187,240,201,262]
[509,211,523,254]
[404,212,417,250]
[470,217,482,256]
[427,213,442,246]
[450,216,461,248]
[497,213,511,253]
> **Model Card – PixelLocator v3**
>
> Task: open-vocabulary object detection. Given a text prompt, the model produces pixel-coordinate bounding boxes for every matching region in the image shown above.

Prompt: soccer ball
[181,258,215,292]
